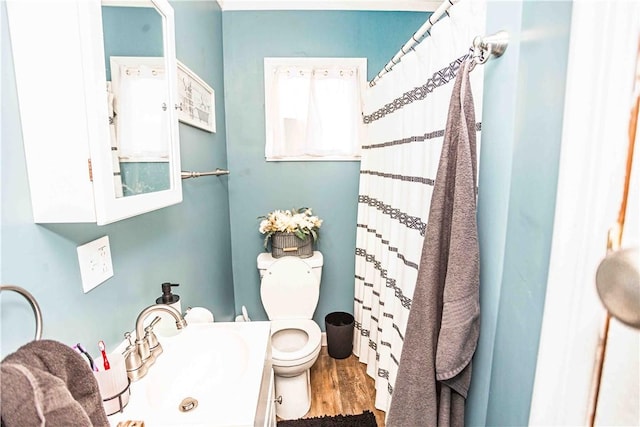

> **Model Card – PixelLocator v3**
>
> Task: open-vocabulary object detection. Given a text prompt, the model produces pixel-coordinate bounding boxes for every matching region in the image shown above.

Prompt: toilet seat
[270,319,321,365]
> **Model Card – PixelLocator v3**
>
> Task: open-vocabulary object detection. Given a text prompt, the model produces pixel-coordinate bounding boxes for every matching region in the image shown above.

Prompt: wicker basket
[271,232,313,258]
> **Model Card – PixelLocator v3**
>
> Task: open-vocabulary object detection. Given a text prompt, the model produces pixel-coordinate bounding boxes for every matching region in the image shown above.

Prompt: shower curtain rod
[370,0,459,86]
[369,0,508,86]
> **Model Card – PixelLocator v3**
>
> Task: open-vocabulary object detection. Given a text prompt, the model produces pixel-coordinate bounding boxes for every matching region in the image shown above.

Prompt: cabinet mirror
[102,0,171,198]
[89,0,182,224]
[7,0,182,225]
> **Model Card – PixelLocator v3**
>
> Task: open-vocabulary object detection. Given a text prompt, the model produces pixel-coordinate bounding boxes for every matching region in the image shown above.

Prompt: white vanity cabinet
[262,369,277,427]
[7,0,182,225]
[255,334,277,427]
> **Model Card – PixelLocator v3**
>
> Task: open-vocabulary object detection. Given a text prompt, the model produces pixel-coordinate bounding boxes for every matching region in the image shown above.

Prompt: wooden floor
[304,346,386,426]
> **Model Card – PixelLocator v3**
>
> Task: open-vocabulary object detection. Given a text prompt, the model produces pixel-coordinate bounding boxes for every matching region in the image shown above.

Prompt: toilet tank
[257,251,323,283]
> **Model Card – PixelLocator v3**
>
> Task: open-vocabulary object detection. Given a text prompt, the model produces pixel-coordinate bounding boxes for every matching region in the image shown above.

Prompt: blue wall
[467,1,573,425]
[2,1,576,424]
[221,10,429,327]
[102,6,163,80]
[0,1,234,358]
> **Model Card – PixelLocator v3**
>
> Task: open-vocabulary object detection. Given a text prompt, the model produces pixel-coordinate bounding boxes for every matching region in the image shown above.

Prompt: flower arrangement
[258,208,323,249]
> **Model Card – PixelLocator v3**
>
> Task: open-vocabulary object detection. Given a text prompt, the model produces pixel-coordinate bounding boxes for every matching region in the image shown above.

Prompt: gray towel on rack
[387,58,480,427]
[1,339,109,427]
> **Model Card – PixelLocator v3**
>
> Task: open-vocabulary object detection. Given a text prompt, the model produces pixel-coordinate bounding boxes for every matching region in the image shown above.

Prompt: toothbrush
[98,340,110,371]
[75,343,98,372]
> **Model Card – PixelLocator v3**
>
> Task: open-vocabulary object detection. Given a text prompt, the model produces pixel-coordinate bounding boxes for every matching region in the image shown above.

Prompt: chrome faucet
[124,304,188,381]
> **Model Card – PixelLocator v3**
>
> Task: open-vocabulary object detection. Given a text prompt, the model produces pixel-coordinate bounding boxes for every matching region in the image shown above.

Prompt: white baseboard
[321,332,327,346]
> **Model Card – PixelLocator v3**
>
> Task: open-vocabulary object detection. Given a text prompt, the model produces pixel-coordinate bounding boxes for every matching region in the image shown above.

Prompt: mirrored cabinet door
[7,0,182,225]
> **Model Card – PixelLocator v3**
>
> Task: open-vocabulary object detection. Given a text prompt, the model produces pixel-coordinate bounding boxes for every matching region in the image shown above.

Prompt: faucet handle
[144,317,161,342]
[148,316,162,329]
[145,325,159,347]
[145,316,163,358]
[124,331,134,346]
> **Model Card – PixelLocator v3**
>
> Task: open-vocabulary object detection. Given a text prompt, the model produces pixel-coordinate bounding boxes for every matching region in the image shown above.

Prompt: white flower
[259,219,270,234]
[258,207,322,248]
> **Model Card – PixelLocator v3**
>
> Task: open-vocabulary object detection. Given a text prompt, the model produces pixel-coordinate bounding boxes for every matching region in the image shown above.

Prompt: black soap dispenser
[156,282,181,313]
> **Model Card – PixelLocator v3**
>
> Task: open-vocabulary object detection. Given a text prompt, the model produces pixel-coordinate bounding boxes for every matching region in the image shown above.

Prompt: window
[264,57,367,161]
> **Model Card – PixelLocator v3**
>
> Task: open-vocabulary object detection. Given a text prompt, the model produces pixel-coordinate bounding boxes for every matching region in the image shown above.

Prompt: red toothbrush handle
[101,350,110,370]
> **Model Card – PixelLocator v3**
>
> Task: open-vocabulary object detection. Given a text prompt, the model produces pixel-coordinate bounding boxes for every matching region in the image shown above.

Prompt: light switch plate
[77,236,114,293]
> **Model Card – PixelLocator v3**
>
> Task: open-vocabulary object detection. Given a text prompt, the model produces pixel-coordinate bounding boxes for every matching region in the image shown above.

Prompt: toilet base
[274,369,311,420]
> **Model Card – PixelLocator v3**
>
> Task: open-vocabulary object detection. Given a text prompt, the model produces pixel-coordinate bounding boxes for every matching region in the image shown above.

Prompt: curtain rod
[369,29,508,87]
[370,0,459,86]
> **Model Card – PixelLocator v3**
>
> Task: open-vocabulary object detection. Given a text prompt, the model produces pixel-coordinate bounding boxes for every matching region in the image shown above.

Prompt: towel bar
[181,169,230,179]
[0,285,43,340]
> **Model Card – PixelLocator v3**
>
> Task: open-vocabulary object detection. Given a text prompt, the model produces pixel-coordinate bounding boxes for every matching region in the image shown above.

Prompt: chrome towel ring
[0,285,43,341]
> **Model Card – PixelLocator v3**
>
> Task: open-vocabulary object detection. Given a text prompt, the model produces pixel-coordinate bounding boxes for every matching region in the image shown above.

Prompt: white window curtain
[114,64,169,159]
[266,65,363,160]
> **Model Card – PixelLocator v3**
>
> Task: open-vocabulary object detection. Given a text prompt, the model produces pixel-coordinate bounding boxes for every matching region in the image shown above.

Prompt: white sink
[108,321,272,426]
[145,326,250,413]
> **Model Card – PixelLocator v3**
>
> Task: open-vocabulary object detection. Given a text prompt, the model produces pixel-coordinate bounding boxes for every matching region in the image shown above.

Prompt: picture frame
[176,60,216,133]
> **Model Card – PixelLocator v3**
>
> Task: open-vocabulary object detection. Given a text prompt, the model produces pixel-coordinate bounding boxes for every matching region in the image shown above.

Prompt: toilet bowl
[271,319,321,374]
[258,253,324,420]
[270,319,322,419]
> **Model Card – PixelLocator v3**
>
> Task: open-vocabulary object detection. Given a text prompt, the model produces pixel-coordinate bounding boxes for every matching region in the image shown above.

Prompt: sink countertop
[108,321,272,427]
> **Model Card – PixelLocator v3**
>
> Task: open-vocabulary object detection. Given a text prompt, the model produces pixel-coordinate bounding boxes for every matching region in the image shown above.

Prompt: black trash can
[324,311,355,359]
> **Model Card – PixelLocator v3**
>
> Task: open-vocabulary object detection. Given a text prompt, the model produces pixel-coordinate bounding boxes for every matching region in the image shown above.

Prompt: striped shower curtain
[353,0,486,413]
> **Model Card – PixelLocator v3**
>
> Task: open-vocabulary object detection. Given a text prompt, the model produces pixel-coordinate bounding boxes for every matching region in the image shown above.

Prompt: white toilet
[257,252,323,420]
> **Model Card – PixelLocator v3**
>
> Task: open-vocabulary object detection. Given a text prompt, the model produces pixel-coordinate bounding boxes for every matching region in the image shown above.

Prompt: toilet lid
[260,257,319,319]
